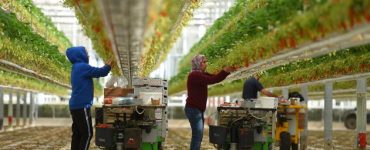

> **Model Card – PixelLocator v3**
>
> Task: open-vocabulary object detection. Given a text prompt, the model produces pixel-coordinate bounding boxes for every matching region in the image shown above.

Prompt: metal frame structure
[271,73,369,150]
[224,24,370,84]
[171,23,370,96]
[268,72,370,90]
[96,0,149,86]
[0,86,38,131]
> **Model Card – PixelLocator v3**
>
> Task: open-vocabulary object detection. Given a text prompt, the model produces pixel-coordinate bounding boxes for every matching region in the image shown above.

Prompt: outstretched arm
[260,89,281,98]
[84,59,113,78]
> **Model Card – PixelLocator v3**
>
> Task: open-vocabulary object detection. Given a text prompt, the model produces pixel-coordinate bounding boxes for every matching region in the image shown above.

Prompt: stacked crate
[132,78,168,139]
[133,78,168,104]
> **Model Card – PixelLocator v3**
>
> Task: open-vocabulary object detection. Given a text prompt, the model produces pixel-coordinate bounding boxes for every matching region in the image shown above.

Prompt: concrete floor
[1,118,370,149]
[2,118,370,130]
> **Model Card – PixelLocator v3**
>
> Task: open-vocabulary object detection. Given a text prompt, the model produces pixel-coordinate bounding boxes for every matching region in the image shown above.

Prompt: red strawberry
[279,39,287,49]
[243,59,249,67]
[156,31,162,37]
[349,8,356,28]
[93,25,101,33]
[299,29,305,37]
[365,11,370,22]
[287,37,297,48]
[318,27,326,38]
[160,11,168,17]
[339,22,348,31]
[259,48,265,58]
[103,39,112,51]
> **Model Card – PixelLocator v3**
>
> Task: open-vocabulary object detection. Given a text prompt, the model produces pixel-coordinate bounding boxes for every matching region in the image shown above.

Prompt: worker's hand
[223,66,236,73]
[278,99,289,105]
[277,96,288,103]
[106,59,114,67]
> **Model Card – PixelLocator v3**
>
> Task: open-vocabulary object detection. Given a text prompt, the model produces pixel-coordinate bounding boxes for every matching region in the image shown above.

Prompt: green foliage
[207,44,370,96]
[0,0,72,52]
[168,65,190,95]
[139,0,200,76]
[0,10,71,83]
[169,0,369,95]
[63,0,120,75]
[0,70,68,96]
[179,0,314,71]
[260,45,370,87]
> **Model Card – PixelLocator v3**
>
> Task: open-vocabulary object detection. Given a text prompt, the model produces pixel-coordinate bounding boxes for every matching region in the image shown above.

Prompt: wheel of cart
[291,143,298,150]
[279,131,291,150]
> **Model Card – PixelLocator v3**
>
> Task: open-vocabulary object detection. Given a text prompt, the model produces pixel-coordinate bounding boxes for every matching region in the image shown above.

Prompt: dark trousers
[0,118,3,130]
[70,108,93,150]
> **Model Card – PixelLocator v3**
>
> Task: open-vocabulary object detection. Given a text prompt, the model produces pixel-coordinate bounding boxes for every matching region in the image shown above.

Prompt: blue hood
[66,46,88,64]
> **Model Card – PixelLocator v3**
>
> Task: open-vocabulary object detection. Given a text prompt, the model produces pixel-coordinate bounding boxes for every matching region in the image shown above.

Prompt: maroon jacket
[185,70,230,112]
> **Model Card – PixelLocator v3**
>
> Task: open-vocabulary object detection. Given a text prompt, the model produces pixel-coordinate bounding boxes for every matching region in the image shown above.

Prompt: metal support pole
[52,104,55,119]
[8,91,13,127]
[16,91,21,127]
[324,82,333,150]
[356,78,367,150]
[282,88,289,99]
[35,93,38,120]
[22,92,27,126]
[29,92,34,126]
[171,107,174,119]
[300,85,309,150]
[0,87,3,131]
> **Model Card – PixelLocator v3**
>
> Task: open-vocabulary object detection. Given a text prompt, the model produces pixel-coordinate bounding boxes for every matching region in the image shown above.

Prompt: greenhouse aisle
[0,119,370,149]
[0,0,370,149]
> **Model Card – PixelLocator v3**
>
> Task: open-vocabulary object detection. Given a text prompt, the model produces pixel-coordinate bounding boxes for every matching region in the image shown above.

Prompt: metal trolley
[209,100,277,150]
[275,101,305,150]
[95,104,167,150]
[95,78,168,150]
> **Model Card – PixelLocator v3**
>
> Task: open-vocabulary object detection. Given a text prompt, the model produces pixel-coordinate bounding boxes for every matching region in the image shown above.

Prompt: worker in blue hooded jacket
[66,46,112,150]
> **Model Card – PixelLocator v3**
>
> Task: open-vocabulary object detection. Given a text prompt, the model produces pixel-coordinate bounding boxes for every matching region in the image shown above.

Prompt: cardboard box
[104,88,134,98]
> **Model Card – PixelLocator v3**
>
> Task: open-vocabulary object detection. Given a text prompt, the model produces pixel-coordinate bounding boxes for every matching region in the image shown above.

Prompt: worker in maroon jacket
[185,54,235,150]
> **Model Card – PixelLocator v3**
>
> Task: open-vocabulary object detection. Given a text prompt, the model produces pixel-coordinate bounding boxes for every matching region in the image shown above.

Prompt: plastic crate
[209,125,228,145]
[133,78,167,87]
[124,128,142,149]
[95,107,104,125]
[239,128,254,149]
[95,127,115,147]
[135,86,166,93]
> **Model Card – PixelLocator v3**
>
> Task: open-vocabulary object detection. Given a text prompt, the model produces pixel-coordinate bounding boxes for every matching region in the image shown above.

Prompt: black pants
[70,108,93,150]
[0,118,3,130]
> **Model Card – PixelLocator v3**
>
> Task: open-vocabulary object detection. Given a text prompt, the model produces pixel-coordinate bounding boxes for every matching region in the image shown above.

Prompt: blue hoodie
[66,46,111,110]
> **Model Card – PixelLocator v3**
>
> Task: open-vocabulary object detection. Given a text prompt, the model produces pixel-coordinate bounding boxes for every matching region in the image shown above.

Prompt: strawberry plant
[63,0,119,75]
[0,70,68,96]
[0,0,72,52]
[169,0,370,95]
[64,0,199,77]
[205,44,370,96]
[139,0,200,76]
[0,10,70,84]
